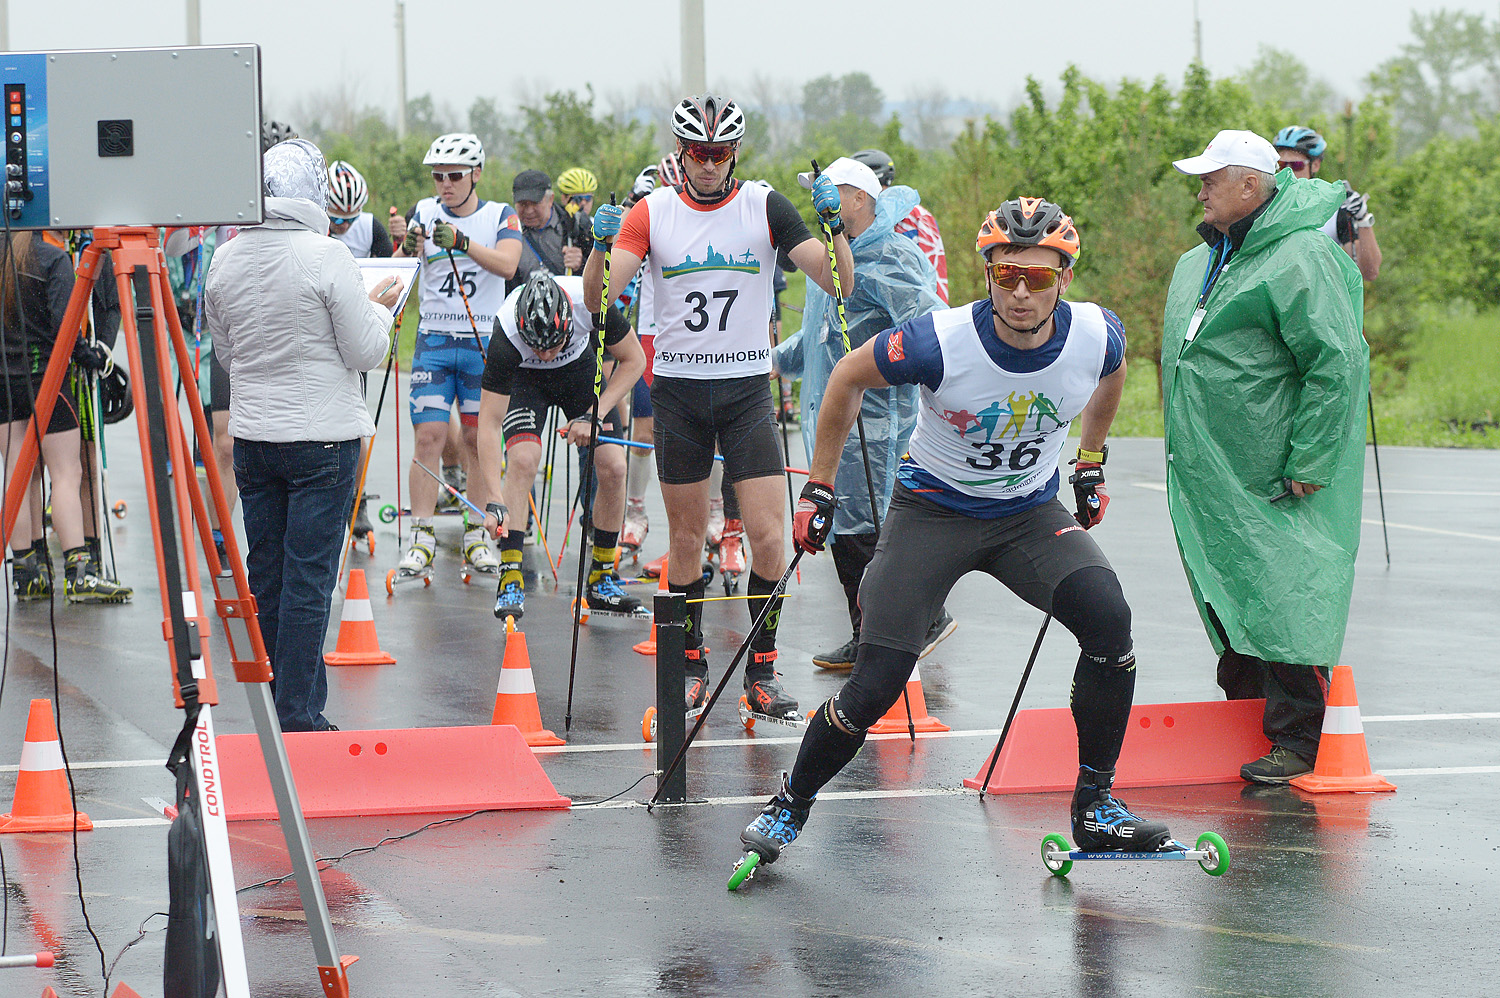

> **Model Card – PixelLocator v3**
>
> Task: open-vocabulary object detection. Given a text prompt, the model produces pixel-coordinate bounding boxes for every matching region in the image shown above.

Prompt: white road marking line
[6,712,1496,772]
[1361,518,1500,543]
[1381,765,1500,776]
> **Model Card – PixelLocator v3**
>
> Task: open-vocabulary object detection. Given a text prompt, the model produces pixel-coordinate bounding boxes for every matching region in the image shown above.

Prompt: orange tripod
[0,227,357,997]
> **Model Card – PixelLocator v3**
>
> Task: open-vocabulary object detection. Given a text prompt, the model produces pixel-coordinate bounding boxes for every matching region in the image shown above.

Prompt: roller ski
[621,498,648,564]
[715,518,746,596]
[459,527,501,584]
[574,572,649,623]
[386,524,436,593]
[378,504,464,524]
[494,579,526,622]
[641,647,711,742]
[349,492,376,554]
[1038,766,1228,877]
[738,655,806,732]
[729,772,814,891]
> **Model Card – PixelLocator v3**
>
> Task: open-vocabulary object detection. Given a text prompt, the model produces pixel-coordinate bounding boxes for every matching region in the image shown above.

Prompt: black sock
[669,576,707,652]
[788,699,866,801]
[746,570,783,658]
[30,539,48,561]
[1071,653,1136,772]
[500,530,524,585]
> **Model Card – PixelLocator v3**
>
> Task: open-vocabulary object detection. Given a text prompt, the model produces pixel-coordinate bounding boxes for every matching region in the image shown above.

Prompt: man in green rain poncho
[1162,130,1368,784]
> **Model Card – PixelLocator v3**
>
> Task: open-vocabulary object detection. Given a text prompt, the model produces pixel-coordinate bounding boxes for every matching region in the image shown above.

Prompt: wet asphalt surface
[2,383,1497,997]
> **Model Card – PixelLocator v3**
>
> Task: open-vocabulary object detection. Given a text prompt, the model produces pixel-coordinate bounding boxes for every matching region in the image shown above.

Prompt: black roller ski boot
[685,647,710,717]
[64,548,133,604]
[586,571,646,617]
[744,654,800,722]
[730,771,815,890]
[1071,765,1172,852]
[11,549,51,602]
[351,493,375,553]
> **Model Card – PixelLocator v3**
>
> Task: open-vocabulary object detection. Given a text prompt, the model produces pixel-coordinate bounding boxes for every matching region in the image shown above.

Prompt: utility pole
[187,0,201,45]
[1192,0,1203,65]
[395,1,408,140]
[681,0,706,94]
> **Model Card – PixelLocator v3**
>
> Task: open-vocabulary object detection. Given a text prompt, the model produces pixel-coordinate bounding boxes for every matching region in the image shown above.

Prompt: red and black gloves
[1068,462,1108,528]
[792,480,837,554]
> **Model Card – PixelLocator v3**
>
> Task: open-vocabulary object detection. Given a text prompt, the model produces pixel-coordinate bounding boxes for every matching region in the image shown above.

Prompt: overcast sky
[7,1,1493,121]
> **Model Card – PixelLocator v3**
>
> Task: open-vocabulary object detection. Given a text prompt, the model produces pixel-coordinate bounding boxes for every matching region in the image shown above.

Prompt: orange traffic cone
[1290,665,1395,793]
[1,700,93,833]
[868,662,950,735]
[633,556,669,657]
[111,985,146,998]
[324,569,396,666]
[491,618,565,746]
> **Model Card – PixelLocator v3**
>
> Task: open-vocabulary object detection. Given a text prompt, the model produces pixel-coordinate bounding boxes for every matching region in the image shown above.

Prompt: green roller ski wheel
[378,504,397,524]
[728,851,761,891]
[1195,831,1230,876]
[1040,833,1073,877]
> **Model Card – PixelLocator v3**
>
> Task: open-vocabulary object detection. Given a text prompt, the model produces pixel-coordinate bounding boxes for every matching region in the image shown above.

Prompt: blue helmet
[1272,126,1326,159]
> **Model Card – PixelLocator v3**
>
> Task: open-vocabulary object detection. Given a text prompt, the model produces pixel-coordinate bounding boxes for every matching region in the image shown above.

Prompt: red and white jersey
[895,203,949,304]
[637,183,777,380]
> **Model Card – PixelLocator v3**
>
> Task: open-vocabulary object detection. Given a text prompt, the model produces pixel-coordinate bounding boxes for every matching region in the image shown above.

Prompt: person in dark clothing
[508,170,593,291]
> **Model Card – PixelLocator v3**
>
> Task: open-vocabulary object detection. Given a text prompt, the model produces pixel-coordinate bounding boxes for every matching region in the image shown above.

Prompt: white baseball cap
[1173,129,1279,176]
[797,157,881,200]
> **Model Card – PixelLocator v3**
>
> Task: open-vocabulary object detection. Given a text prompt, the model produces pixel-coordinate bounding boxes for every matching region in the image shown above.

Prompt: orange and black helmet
[975,198,1080,266]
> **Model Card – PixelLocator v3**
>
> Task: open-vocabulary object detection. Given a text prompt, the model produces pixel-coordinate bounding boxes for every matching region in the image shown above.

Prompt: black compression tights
[1051,565,1136,771]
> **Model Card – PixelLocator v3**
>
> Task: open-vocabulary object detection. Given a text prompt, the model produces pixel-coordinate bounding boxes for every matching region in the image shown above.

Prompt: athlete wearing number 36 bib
[733,198,1179,878]
[584,92,855,724]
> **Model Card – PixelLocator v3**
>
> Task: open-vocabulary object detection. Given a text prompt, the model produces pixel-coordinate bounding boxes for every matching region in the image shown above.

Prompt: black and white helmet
[671,94,745,144]
[514,271,573,352]
[423,132,485,168]
[261,120,297,152]
[326,161,369,215]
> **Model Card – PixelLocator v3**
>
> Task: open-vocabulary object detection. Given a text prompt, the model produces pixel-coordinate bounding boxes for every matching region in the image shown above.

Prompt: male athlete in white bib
[390,133,523,583]
[585,93,853,722]
[736,198,1177,873]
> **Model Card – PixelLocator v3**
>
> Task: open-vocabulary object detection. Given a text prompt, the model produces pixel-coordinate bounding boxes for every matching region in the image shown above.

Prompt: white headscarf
[263,138,327,210]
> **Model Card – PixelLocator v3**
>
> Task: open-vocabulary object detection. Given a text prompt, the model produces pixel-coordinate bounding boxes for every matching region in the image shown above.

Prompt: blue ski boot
[730,772,814,889]
[493,579,526,621]
[1071,766,1172,852]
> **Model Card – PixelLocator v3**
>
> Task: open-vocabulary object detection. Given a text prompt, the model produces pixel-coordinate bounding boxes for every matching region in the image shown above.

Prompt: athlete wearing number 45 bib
[392,132,524,581]
[584,92,855,724]
[735,198,1178,880]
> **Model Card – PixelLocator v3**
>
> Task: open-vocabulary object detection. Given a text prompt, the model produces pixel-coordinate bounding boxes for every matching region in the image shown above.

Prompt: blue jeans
[234,438,359,732]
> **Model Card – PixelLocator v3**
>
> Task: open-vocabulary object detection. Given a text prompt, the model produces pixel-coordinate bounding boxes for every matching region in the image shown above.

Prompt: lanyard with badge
[1185,239,1232,342]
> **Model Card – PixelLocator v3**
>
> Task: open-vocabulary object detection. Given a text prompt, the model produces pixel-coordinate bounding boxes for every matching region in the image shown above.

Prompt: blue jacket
[773,186,942,534]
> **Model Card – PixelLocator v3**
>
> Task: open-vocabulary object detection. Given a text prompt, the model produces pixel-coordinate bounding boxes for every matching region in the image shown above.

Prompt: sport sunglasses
[679,142,736,165]
[327,213,357,224]
[1277,159,1311,174]
[431,168,474,183]
[986,261,1063,291]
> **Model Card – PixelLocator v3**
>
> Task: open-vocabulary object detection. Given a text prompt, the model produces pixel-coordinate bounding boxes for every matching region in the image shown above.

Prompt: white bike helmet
[423,132,485,168]
[671,94,746,144]
[326,161,369,215]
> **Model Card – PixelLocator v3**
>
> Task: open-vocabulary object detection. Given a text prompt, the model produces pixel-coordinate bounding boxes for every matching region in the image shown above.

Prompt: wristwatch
[1076,445,1108,465]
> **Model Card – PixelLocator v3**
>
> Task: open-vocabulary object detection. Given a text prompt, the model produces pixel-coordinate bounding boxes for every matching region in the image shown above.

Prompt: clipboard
[357,257,420,316]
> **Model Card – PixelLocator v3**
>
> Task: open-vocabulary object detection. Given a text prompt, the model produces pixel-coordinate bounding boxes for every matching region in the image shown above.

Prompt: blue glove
[811,174,841,226]
[593,202,626,248]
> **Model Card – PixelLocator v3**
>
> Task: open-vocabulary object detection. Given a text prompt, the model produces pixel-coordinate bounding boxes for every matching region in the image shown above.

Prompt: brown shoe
[1240,745,1312,784]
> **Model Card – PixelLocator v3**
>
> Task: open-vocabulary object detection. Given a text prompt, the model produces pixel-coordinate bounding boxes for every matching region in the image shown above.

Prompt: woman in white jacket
[205,138,399,731]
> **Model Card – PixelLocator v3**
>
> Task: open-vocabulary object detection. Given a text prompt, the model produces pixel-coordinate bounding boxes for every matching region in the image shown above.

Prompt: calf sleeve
[788,698,867,801]
[1051,565,1136,772]
[670,576,707,652]
[746,570,784,663]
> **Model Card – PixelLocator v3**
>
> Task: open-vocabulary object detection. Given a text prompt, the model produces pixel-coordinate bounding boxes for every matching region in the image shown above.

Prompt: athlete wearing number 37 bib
[734,198,1178,877]
[584,92,855,724]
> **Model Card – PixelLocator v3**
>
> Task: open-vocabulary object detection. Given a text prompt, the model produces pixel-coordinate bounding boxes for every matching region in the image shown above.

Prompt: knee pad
[1052,566,1134,667]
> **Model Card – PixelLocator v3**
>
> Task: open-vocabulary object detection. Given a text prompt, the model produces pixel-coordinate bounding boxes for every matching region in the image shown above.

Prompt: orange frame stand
[0,228,356,996]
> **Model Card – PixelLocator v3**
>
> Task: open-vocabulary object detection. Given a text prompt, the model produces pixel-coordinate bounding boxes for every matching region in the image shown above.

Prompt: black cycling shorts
[501,357,622,449]
[0,378,80,433]
[650,374,784,485]
[208,349,230,413]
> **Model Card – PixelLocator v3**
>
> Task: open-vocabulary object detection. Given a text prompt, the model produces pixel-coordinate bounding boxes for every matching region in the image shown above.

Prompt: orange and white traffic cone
[491,618,564,746]
[634,556,670,657]
[1290,665,1396,794]
[324,569,396,666]
[1,699,93,833]
[868,662,950,735]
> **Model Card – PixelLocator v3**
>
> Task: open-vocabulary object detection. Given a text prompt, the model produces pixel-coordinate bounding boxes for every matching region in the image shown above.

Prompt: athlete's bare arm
[785,232,854,299]
[474,389,511,532]
[582,246,644,313]
[1076,360,1126,456]
[567,330,648,446]
[809,338,890,483]
[463,239,523,280]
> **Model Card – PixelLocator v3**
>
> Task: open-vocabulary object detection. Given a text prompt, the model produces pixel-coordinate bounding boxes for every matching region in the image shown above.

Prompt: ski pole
[812,159,912,741]
[565,193,616,736]
[650,547,809,807]
[337,321,401,586]
[1368,390,1390,566]
[527,488,558,583]
[979,613,1052,794]
[444,246,488,362]
[776,375,801,586]
[413,458,484,519]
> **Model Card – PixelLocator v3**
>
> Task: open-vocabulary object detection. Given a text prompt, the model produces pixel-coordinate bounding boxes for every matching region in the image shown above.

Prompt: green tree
[1368,10,1494,155]
[1241,46,1338,121]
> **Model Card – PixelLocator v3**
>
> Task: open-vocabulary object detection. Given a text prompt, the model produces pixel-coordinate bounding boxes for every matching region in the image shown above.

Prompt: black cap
[512,169,552,203]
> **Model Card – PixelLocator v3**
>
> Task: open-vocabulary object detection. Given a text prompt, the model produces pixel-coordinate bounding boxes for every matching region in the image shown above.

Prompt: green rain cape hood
[1161,172,1368,667]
